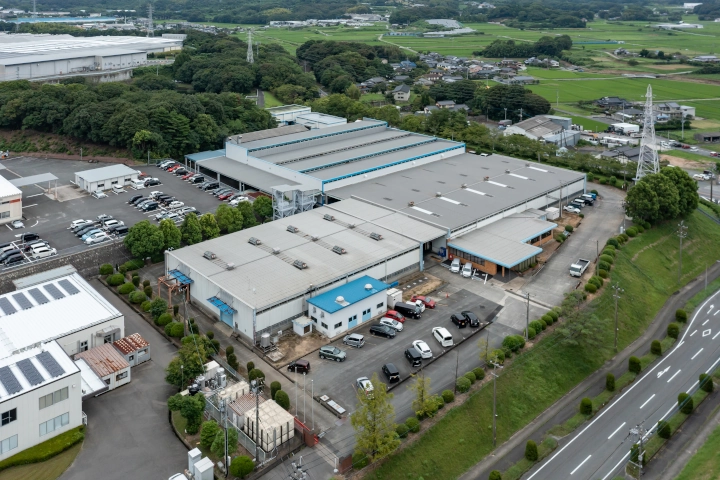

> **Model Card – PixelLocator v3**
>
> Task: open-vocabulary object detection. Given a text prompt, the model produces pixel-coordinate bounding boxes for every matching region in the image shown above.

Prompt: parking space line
[22,204,37,208]
[26,193,44,198]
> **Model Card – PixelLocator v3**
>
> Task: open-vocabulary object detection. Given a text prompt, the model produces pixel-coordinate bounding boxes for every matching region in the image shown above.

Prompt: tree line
[476,36,573,59]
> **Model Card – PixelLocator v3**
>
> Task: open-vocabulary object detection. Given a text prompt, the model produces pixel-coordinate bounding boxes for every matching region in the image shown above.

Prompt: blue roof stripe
[307,276,389,314]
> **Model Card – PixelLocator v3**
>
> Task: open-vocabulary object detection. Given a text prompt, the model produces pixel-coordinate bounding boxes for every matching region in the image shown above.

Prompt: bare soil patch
[661,154,713,170]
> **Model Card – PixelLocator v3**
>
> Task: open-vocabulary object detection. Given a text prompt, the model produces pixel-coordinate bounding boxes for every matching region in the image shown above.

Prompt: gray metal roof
[449,230,541,268]
[241,120,386,150]
[0,47,144,65]
[74,164,137,183]
[328,153,585,232]
[196,156,301,192]
[234,125,309,144]
[8,173,57,187]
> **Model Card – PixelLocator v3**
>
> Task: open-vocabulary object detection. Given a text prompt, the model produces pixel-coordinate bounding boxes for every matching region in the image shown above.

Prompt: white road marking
[667,369,681,383]
[640,394,655,409]
[713,331,720,340]
[715,310,720,316]
[657,366,670,378]
[21,204,37,208]
[601,453,630,480]
[691,348,704,360]
[703,319,710,325]
[608,422,626,439]
[30,220,38,227]
[4,225,10,231]
[703,329,712,337]
[26,193,43,198]
[570,455,592,475]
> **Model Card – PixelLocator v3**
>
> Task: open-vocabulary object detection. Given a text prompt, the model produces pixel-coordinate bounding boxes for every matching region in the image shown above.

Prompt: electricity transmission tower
[247,30,255,64]
[147,3,154,37]
[32,0,37,18]
[635,84,659,180]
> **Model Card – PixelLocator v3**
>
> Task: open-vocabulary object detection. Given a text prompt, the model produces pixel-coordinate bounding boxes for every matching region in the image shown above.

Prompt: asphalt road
[524,288,720,480]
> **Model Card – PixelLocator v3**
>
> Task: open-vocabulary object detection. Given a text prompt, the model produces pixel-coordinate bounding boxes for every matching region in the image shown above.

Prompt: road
[524,289,720,480]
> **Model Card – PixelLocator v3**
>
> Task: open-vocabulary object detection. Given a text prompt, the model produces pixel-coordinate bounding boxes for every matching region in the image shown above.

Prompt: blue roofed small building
[306,276,389,338]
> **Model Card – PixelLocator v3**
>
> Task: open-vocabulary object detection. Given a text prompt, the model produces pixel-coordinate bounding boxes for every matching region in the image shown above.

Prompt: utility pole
[503,107,507,121]
[612,283,624,352]
[519,108,523,123]
[677,220,688,283]
[525,293,530,341]
[219,398,229,478]
[251,378,264,462]
[627,423,647,476]
[596,240,599,276]
[303,372,306,423]
[454,350,459,393]
[490,361,502,448]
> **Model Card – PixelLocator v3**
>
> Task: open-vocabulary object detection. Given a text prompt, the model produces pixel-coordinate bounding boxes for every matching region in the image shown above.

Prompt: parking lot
[0,157,242,264]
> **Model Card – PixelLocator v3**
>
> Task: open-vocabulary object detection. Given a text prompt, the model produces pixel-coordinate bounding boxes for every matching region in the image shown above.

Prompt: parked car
[179,207,197,215]
[202,182,220,191]
[229,196,250,206]
[461,262,473,278]
[412,340,432,359]
[112,185,125,194]
[404,348,422,367]
[287,359,310,373]
[157,160,175,168]
[96,214,113,223]
[103,220,125,229]
[149,191,163,199]
[75,225,97,237]
[141,202,159,212]
[190,176,205,184]
[318,346,346,362]
[131,196,147,206]
[31,246,57,259]
[181,172,196,180]
[384,310,405,323]
[450,258,461,273]
[393,302,421,319]
[218,192,235,200]
[91,190,107,199]
[114,226,129,237]
[382,363,400,383]
[70,219,91,228]
[564,205,581,214]
[0,248,21,262]
[432,327,454,347]
[461,310,481,328]
[81,229,102,241]
[379,317,403,332]
[161,163,178,171]
[356,377,374,396]
[10,220,24,229]
[343,333,365,348]
[451,312,469,328]
[3,254,24,266]
[369,324,396,338]
[167,165,182,172]
[20,232,39,243]
[159,213,179,223]
[127,195,143,205]
[85,232,109,245]
[694,173,708,180]
[23,240,48,252]
[570,200,585,209]
[136,200,153,209]
[410,295,436,309]
[213,188,232,197]
[145,179,161,187]
[174,168,188,176]
[690,147,699,152]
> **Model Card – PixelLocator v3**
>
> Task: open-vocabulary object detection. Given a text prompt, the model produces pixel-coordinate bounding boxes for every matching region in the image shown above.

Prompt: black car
[451,312,469,328]
[3,254,24,266]
[287,359,311,373]
[461,311,481,328]
[173,168,188,175]
[202,182,220,191]
[141,202,159,212]
[161,163,177,170]
[145,179,161,187]
[76,225,97,237]
[131,196,147,205]
[404,348,422,367]
[369,324,396,339]
[128,194,143,204]
[0,249,21,263]
[71,222,93,233]
[114,226,129,237]
[190,176,205,184]
[382,363,400,383]
[0,242,11,250]
[20,232,39,243]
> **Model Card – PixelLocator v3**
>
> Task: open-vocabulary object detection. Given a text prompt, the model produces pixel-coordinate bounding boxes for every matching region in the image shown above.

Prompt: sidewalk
[459,262,720,480]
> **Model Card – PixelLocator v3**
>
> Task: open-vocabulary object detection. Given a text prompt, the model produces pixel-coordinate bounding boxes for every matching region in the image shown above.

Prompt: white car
[149,191,164,199]
[179,207,197,215]
[229,196,250,206]
[693,173,707,181]
[70,219,91,229]
[412,340,433,359]
[168,201,184,209]
[102,220,124,229]
[450,258,461,273]
[690,147,699,152]
[91,190,107,199]
[31,246,57,259]
[461,262,473,278]
[10,220,24,229]
[158,213,179,223]
[379,317,403,332]
[85,232,109,245]
[356,377,374,396]
[111,185,125,194]
[563,205,581,214]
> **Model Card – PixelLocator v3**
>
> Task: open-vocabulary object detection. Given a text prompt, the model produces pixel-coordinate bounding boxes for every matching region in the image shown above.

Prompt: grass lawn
[664,149,715,163]
[570,116,609,132]
[0,443,81,480]
[367,211,720,480]
[675,416,720,480]
[262,91,284,108]
[360,93,387,103]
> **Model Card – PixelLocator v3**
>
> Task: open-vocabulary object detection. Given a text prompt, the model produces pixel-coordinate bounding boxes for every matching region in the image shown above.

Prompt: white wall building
[74,164,138,193]
[0,175,22,226]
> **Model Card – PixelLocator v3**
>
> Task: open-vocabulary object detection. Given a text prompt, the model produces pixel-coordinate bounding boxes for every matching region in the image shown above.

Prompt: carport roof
[75,164,137,183]
[8,173,57,188]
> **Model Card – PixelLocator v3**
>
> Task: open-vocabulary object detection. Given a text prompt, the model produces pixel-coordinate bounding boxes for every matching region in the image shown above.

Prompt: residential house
[654,102,695,120]
[424,105,440,114]
[453,104,470,113]
[595,96,630,109]
[612,107,644,122]
[393,84,411,102]
[425,69,444,80]
[436,100,456,109]
[393,75,410,82]
[692,55,719,62]
[400,60,417,69]
[415,78,434,86]
[506,75,536,85]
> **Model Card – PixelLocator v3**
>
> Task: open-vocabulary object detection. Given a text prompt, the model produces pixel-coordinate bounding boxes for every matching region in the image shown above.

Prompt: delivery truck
[569,259,590,277]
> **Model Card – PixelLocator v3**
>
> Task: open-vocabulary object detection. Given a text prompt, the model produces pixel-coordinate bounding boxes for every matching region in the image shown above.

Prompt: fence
[204,393,269,464]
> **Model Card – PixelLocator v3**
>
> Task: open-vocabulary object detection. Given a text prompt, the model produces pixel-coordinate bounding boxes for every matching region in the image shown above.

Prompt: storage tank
[260,333,271,348]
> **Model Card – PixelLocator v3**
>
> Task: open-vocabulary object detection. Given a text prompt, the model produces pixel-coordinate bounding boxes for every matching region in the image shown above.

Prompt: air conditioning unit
[248,237,261,245]
[332,245,346,255]
[287,225,299,233]
[461,183,467,188]
[323,214,335,222]
[272,248,280,255]
[293,259,307,270]
[226,263,235,270]
[369,232,383,241]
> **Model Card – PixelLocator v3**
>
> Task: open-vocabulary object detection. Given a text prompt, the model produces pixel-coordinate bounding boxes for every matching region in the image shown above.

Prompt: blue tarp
[168,269,194,285]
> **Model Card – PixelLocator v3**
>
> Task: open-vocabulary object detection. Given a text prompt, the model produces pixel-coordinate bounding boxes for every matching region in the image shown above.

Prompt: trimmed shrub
[555,234,565,243]
[579,213,584,218]
[156,313,173,327]
[651,340,662,356]
[587,173,594,181]
[626,227,638,237]
[580,397,592,415]
[619,233,629,242]
[538,318,548,330]
[525,440,538,462]
[606,238,619,248]
[173,304,179,316]
[143,286,153,298]
[637,225,645,233]
[606,373,615,392]
[275,390,290,410]
[598,269,609,279]
[352,452,369,469]
[565,225,574,233]
[463,372,476,384]
[129,291,146,304]
[584,283,597,293]
[588,276,603,289]
[547,310,559,322]
[629,356,641,374]
[456,377,471,393]
[599,254,614,265]
[119,265,128,275]
[405,417,420,433]
[441,390,455,404]
[200,421,219,448]
[598,261,611,271]
[123,258,144,271]
[599,178,607,185]
[489,471,502,480]
[246,361,255,373]
[396,423,409,439]
[675,309,688,323]
[141,300,151,312]
[678,392,693,414]
[590,189,598,195]
[700,373,714,393]
[249,368,265,381]
[667,322,680,339]
[657,420,671,439]
[208,338,220,352]
[435,395,445,410]
[99,264,113,275]
[107,274,125,286]
[118,283,135,295]
[529,320,543,334]
[227,353,238,371]
[491,349,505,364]
[131,276,140,287]
[271,381,282,400]
[165,322,184,337]
[528,327,536,339]
[206,331,214,340]
[502,335,525,353]
[602,248,615,257]
[230,456,255,478]
[142,279,150,288]
[149,298,167,319]
[225,346,234,356]
[541,314,554,325]
[472,367,485,381]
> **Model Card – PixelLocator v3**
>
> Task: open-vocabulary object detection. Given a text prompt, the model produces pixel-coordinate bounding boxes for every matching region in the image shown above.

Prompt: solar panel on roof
[12,293,32,310]
[36,351,64,378]
[16,359,42,386]
[0,298,16,316]
[28,288,49,305]
[0,367,21,395]
[58,279,79,295]
[43,284,64,300]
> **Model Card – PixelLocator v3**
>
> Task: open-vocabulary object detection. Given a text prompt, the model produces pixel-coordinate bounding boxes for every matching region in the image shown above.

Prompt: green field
[570,116,609,132]
[675,420,720,480]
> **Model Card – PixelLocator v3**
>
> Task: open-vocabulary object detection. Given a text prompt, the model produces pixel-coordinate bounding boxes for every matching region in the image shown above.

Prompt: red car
[181,172,196,180]
[167,165,182,172]
[384,310,405,323]
[411,295,436,309]
[218,192,234,200]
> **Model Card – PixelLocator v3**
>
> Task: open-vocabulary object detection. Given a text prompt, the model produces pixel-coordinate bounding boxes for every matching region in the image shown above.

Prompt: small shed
[112,333,150,367]
[74,343,131,391]
[74,164,138,193]
[243,399,295,452]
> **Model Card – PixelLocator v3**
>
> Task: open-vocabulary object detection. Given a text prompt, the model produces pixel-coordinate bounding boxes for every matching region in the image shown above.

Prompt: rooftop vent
[435,192,442,197]
[461,183,467,188]
[505,169,511,174]
[369,232,383,241]
[272,248,281,255]
[484,176,490,181]
[332,246,346,255]
[365,284,373,290]
[311,236,318,241]
[348,224,355,229]
[408,201,415,207]
[323,214,335,222]
[226,263,235,270]
[336,296,345,303]
[203,251,216,260]
[287,225,299,233]
[248,237,261,246]
[293,259,307,270]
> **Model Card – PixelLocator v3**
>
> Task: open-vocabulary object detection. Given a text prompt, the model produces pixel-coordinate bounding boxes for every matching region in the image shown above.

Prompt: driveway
[60,278,187,480]
[522,184,626,306]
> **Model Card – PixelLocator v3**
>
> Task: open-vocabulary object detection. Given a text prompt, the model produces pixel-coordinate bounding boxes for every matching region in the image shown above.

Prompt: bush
[132,276,140,287]
[129,291,146,304]
[565,225,574,233]
[626,227,638,237]
[541,314,554,325]
[143,279,150,288]
[246,361,255,373]
[141,300,151,312]
[396,423,409,438]
[525,440,538,462]
[587,172,594,181]
[584,283,597,293]
[678,392,693,414]
[700,373,714,393]
[598,269,609,279]
[99,264,113,275]
[144,286,153,297]
[588,276,603,289]
[225,346,234,356]
[491,349,505,364]
[606,373,615,391]
[173,304,179,316]
[489,471,502,480]
[123,258,144,271]
[456,377,471,393]
[555,234,565,243]
[435,395,445,410]
[200,421,219,448]
[602,248,615,257]
[591,189,598,195]
[606,238,619,248]
[667,322,680,339]
[442,389,455,403]
[502,335,525,352]
[629,356,641,374]
[156,313,173,327]
[149,298,167,320]
[165,322,184,337]
[275,390,290,410]
[352,452,370,469]
[249,368,265,381]
[527,327,536,339]
[405,416,420,433]
[651,340,662,356]
[472,367,485,381]
[657,420,671,439]
[538,318,548,330]
[118,283,135,295]
[210,339,220,353]
[600,178,607,185]
[227,353,239,371]
[230,456,255,478]
[463,372,476,384]
[675,309,688,323]
[599,254,614,265]
[619,233,629,242]
[206,330,214,340]
[579,213,584,218]
[637,225,645,233]
[119,265,127,275]
[271,381,281,400]
[598,261,611,271]
[547,310,559,322]
[529,320,543,334]
[580,397,592,415]
[107,274,125,286]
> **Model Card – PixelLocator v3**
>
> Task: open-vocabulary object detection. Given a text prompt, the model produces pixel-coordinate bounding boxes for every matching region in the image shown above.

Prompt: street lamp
[489,360,503,447]
[180,364,184,390]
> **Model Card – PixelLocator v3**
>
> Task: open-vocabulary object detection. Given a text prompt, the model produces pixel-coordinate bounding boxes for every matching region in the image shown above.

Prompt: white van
[432,327,454,348]
[461,262,473,278]
[130,179,146,190]
[450,258,461,273]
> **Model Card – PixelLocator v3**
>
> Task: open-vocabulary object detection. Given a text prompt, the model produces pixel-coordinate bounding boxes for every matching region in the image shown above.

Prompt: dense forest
[475,35,573,58]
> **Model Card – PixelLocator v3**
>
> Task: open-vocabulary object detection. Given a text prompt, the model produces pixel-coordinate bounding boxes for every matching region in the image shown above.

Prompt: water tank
[260,333,271,348]
[336,296,345,303]
[196,376,205,387]
[365,284,373,290]
[217,367,225,378]
[219,374,227,388]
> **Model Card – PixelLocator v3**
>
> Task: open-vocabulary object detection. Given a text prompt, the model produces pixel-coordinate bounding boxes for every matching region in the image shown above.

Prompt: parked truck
[569,259,591,277]
[386,288,402,309]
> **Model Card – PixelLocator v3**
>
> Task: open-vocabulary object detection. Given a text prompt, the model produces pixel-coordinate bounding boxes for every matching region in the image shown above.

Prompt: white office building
[74,164,138,193]
[0,175,22,226]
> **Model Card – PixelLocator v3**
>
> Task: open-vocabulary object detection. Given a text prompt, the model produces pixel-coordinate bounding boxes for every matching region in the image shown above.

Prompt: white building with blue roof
[306,276,390,338]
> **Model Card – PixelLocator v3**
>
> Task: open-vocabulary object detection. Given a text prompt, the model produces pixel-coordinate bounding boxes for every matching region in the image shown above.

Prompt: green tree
[408,373,438,419]
[489,471,502,480]
[629,356,641,374]
[678,392,693,414]
[657,420,671,439]
[556,313,604,349]
[199,213,220,240]
[625,181,659,223]
[168,393,205,434]
[270,381,281,400]
[253,196,273,222]
[236,201,258,229]
[166,339,206,388]
[124,220,165,259]
[275,390,290,410]
[700,373,713,393]
[525,440,538,462]
[230,456,255,478]
[227,427,238,453]
[643,174,680,220]
[200,421,220,448]
[149,297,168,320]
[659,166,699,217]
[215,204,244,233]
[580,397,592,415]
[350,372,400,463]
[606,373,615,391]
[211,429,226,458]
[180,213,203,245]
[159,219,181,250]
[346,84,362,100]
